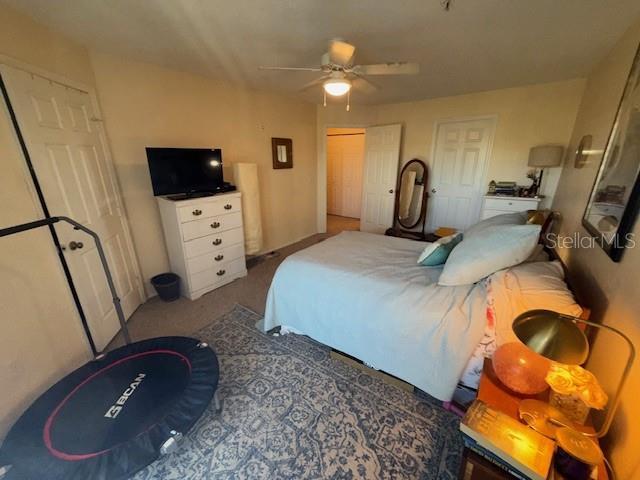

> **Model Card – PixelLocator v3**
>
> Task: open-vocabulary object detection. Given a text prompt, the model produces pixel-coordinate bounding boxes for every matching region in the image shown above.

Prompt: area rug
[134,305,463,479]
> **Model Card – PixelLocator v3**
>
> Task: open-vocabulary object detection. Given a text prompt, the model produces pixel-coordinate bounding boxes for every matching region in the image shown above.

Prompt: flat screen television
[146,147,226,197]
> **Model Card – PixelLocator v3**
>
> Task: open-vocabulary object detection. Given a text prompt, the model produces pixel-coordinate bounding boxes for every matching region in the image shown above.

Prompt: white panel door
[427,118,495,232]
[326,133,365,218]
[1,65,143,351]
[360,124,402,233]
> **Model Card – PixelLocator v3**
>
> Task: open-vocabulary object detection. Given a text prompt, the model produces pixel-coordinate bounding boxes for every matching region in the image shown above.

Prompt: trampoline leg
[213,390,222,413]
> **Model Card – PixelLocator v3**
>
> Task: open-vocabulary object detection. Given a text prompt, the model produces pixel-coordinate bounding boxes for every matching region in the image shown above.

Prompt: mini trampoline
[0,217,220,479]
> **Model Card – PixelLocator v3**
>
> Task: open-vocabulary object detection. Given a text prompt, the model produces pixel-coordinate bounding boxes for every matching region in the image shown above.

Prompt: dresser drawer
[183,227,244,259]
[187,243,245,275]
[178,197,241,223]
[483,198,538,212]
[189,257,246,293]
[182,212,242,242]
[481,209,512,220]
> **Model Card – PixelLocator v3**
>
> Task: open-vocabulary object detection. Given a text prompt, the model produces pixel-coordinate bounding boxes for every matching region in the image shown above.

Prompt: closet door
[326,134,343,215]
[1,64,143,351]
[340,133,364,219]
[428,117,495,231]
[327,133,365,218]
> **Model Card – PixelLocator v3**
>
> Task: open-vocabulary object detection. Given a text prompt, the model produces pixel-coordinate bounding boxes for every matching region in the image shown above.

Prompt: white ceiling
[4,0,640,104]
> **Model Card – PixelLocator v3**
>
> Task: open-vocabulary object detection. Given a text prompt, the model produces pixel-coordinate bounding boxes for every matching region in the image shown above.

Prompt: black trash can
[151,273,181,302]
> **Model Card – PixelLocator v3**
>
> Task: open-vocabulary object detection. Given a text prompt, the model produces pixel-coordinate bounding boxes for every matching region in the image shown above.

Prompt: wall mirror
[390,158,429,238]
[582,43,640,262]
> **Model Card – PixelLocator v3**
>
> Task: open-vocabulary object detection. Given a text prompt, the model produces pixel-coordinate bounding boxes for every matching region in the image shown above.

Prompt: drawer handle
[216,269,226,276]
[210,221,221,229]
[214,254,224,261]
[192,209,203,216]
[212,238,222,246]
[224,204,232,210]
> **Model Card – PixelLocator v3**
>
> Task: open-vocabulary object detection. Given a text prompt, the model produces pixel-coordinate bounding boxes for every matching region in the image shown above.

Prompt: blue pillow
[417,233,463,266]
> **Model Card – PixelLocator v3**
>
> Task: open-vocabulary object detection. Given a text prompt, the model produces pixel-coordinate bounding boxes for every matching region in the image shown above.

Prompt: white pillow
[438,224,541,286]
[503,261,583,317]
[464,212,527,239]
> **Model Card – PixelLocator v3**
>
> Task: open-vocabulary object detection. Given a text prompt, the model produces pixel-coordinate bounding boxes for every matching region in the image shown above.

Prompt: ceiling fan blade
[298,75,331,92]
[329,40,356,65]
[351,75,378,94]
[353,62,420,75]
[259,66,323,72]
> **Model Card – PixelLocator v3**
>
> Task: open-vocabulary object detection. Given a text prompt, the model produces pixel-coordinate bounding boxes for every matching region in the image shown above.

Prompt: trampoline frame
[0,215,132,349]
[1,217,222,478]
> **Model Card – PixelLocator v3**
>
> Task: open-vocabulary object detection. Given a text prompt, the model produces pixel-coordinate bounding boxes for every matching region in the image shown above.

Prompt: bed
[263,231,488,401]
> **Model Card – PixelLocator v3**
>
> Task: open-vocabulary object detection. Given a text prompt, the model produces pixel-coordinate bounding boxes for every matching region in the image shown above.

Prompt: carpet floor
[133,305,463,480]
[110,234,329,348]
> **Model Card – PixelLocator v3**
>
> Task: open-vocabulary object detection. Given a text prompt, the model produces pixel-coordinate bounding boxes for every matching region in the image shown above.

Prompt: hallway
[326,214,360,235]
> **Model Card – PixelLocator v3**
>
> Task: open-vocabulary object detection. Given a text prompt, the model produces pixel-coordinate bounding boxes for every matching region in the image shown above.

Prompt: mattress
[263,231,488,401]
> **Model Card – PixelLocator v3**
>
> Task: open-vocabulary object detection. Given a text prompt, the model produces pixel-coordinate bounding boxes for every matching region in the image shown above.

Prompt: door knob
[388,189,394,194]
[431,188,437,194]
[69,241,84,250]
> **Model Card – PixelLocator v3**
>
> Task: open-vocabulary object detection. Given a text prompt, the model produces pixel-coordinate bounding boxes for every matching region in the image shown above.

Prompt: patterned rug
[134,305,463,479]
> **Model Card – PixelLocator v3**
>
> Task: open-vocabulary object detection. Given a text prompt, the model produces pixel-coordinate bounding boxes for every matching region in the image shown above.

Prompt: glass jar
[549,390,590,424]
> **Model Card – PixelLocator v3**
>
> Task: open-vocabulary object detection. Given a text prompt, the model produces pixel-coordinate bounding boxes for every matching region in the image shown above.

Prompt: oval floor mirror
[385,159,430,241]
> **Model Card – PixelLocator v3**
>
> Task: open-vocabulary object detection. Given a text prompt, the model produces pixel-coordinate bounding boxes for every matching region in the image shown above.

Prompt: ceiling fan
[259,39,420,110]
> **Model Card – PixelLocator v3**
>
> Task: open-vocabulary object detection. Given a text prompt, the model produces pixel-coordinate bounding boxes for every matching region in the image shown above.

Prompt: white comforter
[263,231,488,401]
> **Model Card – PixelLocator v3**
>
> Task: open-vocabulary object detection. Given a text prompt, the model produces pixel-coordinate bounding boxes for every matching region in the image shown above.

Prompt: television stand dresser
[157,192,247,300]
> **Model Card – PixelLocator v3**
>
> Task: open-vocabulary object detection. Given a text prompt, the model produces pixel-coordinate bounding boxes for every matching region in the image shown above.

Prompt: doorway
[326,128,365,234]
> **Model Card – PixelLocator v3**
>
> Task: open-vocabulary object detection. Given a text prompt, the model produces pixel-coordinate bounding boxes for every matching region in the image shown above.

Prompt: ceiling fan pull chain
[346,90,351,111]
[323,90,327,107]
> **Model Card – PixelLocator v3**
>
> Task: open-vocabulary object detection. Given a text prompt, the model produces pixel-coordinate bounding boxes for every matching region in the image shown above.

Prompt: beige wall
[316,80,585,229]
[552,19,640,480]
[0,4,92,438]
[374,80,585,203]
[90,52,317,295]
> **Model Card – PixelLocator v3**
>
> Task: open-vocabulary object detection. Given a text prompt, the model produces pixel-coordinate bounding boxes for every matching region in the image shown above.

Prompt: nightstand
[458,360,608,480]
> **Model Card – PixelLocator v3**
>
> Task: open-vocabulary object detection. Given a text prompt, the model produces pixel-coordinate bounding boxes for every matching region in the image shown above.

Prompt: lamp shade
[323,78,351,96]
[512,309,589,365]
[528,145,564,168]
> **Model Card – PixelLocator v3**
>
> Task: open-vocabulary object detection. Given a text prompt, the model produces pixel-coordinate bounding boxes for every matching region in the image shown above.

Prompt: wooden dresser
[157,192,247,300]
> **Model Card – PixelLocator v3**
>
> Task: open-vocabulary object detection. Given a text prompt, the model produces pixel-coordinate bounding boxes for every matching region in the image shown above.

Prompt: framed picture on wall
[272,138,293,169]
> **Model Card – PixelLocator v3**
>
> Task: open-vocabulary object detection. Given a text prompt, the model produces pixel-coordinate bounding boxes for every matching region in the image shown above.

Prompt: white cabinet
[157,192,247,300]
[480,196,542,220]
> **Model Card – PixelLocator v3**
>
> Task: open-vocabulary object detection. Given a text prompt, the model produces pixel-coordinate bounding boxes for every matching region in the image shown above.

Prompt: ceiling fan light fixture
[323,78,351,96]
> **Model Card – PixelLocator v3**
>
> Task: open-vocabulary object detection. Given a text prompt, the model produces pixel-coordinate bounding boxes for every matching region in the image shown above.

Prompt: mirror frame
[393,158,429,231]
[582,42,640,262]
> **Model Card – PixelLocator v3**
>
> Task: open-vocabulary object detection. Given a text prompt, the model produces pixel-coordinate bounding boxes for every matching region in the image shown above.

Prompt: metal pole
[560,314,636,438]
[58,217,132,345]
[0,216,132,348]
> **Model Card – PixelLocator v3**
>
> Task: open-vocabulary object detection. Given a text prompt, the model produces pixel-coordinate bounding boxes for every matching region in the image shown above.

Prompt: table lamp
[528,145,564,195]
[512,309,635,438]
